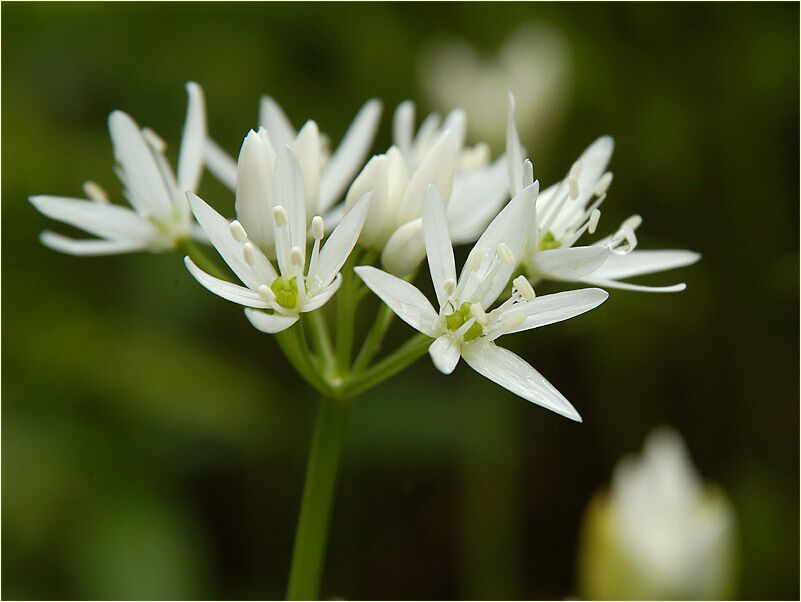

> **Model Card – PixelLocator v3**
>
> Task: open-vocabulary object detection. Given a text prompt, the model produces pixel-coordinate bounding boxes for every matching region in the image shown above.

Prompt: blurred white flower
[579,427,737,600]
[204,96,381,218]
[185,143,371,334]
[355,183,607,420]
[506,94,701,292]
[345,101,508,276]
[420,24,571,150]
[31,82,207,255]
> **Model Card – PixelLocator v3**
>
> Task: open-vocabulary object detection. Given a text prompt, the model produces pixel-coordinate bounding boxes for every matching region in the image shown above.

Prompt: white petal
[345,154,390,247]
[580,277,687,293]
[184,257,270,308]
[442,108,467,150]
[447,158,508,244]
[177,81,206,193]
[187,192,267,289]
[312,193,371,288]
[462,342,581,421]
[203,138,238,191]
[302,273,342,312]
[428,335,461,375]
[292,120,322,214]
[108,111,173,220]
[259,96,296,148]
[494,288,608,339]
[235,131,275,250]
[392,100,415,155]
[590,249,701,280]
[381,219,426,277]
[39,231,149,255]
[354,265,440,337]
[535,245,610,280]
[30,195,159,242]
[273,147,307,256]
[396,128,459,225]
[506,92,524,197]
[245,308,299,334]
[319,99,383,211]
[422,185,456,308]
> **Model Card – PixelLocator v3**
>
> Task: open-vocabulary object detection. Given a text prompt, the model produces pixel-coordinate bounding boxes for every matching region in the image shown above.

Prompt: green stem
[286,397,351,600]
[341,333,431,398]
[352,303,396,373]
[306,311,336,376]
[334,254,359,374]
[180,238,228,280]
[275,324,331,396]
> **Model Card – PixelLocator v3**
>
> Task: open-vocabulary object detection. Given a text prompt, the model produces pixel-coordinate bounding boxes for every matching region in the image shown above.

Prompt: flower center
[271,276,303,310]
[538,230,561,251]
[445,302,483,342]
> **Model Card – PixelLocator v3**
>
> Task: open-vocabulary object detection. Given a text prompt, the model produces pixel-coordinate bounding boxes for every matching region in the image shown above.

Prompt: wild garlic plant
[30,83,699,600]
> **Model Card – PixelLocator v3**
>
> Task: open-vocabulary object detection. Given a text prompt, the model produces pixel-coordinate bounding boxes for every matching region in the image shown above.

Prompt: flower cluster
[30,82,699,421]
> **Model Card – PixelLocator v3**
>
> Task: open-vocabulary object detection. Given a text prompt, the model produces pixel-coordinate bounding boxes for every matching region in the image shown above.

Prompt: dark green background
[3,2,798,600]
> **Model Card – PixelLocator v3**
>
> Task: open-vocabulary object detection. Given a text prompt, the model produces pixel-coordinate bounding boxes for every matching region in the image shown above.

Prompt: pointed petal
[108,111,173,220]
[381,218,426,277]
[396,128,459,225]
[345,154,390,247]
[319,99,383,211]
[235,131,275,250]
[354,265,440,337]
[30,195,159,242]
[312,193,371,288]
[590,249,701,280]
[292,120,322,214]
[244,308,299,334]
[447,157,508,244]
[259,96,296,148]
[302,273,342,312]
[494,288,608,339]
[462,342,581,421]
[177,81,207,193]
[506,92,524,196]
[184,257,270,307]
[203,138,238,190]
[392,100,415,155]
[442,108,467,150]
[273,146,307,256]
[39,231,149,255]
[580,276,687,293]
[535,245,610,280]
[422,185,456,308]
[428,335,461,374]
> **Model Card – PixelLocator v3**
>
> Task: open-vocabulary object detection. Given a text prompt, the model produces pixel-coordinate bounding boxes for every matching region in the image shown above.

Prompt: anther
[273,206,289,227]
[470,303,488,326]
[588,209,601,235]
[83,181,109,203]
[523,159,535,187]
[290,246,304,267]
[257,284,275,301]
[229,220,248,242]
[513,275,536,301]
[594,172,614,197]
[623,214,642,231]
[443,278,456,295]
[496,243,516,267]
[466,250,483,273]
[243,242,257,266]
[311,216,325,241]
[142,128,166,153]
[501,310,526,330]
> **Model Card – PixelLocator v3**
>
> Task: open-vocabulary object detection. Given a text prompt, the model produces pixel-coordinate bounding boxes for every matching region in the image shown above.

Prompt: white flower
[30,82,207,255]
[344,101,508,276]
[355,183,608,420]
[185,144,371,334]
[420,24,571,150]
[579,427,737,599]
[203,95,381,220]
[507,94,701,292]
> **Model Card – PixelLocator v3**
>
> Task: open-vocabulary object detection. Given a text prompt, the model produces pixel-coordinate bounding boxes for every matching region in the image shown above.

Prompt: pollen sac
[539,230,561,251]
[270,276,301,310]
[445,302,484,342]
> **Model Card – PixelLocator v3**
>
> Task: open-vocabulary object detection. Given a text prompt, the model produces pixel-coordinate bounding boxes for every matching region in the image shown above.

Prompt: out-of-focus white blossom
[578,427,737,600]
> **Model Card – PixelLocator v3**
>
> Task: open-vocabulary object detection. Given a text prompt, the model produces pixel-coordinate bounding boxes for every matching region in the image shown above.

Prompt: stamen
[470,303,488,326]
[83,181,109,203]
[497,243,516,267]
[513,275,536,301]
[455,316,477,339]
[466,250,483,273]
[311,216,325,241]
[523,159,535,187]
[273,206,289,227]
[623,214,642,231]
[443,278,456,296]
[594,172,614,197]
[621,224,638,249]
[258,284,275,302]
[142,128,166,153]
[229,220,248,242]
[588,209,601,235]
[243,242,258,266]
[290,246,304,267]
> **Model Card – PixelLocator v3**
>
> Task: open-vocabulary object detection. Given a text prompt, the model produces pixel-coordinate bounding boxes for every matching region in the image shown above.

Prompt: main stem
[286,396,351,600]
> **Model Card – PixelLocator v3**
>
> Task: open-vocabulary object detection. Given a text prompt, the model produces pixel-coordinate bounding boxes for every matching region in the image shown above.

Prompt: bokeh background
[3,2,798,600]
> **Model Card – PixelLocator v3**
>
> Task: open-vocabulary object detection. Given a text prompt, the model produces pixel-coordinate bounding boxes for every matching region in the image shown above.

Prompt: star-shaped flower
[185,144,371,334]
[30,82,207,255]
[507,94,700,292]
[355,182,608,421]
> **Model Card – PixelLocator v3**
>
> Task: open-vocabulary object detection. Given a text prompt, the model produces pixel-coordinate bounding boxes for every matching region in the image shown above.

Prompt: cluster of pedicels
[30,82,699,421]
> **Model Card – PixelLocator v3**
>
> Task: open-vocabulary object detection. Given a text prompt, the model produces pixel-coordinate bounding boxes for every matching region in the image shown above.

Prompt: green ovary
[445,302,483,342]
[271,276,302,310]
[539,230,561,251]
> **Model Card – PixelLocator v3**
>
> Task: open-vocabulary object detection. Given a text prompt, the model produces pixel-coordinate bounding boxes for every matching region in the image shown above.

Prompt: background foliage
[3,2,798,599]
